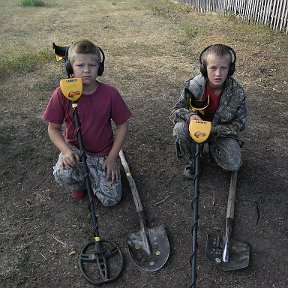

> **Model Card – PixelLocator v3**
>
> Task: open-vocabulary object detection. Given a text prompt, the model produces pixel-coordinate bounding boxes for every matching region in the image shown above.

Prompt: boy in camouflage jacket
[171,44,247,179]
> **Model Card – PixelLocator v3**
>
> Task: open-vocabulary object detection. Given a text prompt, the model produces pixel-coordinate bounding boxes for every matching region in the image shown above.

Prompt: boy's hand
[104,157,120,182]
[190,114,202,122]
[61,150,80,168]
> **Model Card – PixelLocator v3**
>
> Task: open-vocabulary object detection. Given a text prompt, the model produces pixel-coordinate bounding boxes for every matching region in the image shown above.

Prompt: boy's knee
[173,122,189,141]
[94,179,122,206]
[222,157,242,171]
[53,165,82,186]
[96,193,122,207]
[209,138,242,171]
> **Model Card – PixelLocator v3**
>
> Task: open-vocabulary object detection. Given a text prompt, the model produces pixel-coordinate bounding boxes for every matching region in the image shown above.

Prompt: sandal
[183,160,195,179]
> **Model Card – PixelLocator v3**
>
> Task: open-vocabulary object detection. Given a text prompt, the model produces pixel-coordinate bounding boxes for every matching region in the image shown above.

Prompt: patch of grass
[0,50,54,78]
[0,135,11,145]
[20,0,45,7]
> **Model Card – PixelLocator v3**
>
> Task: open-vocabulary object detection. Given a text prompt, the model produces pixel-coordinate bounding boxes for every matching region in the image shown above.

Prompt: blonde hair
[201,44,234,66]
[68,39,101,65]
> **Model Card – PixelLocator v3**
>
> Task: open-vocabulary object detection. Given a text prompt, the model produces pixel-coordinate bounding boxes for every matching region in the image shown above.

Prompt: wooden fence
[176,0,288,34]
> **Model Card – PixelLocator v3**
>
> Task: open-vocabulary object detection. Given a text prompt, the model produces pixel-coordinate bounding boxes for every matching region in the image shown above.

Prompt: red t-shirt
[202,84,223,121]
[43,82,132,156]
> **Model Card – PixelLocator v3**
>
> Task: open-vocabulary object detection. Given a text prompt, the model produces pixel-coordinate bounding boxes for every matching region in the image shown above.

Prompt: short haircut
[68,39,101,64]
[201,44,234,65]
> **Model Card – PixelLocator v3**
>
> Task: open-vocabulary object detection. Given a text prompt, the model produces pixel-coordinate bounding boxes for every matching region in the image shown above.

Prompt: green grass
[0,135,11,145]
[20,0,44,7]
[0,50,54,78]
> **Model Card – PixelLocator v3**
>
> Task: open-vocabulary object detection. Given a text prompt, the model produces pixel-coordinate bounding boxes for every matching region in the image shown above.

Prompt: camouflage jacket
[170,75,247,138]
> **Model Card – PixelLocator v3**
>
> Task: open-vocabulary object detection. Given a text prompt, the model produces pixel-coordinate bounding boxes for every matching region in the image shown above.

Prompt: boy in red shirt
[43,39,132,205]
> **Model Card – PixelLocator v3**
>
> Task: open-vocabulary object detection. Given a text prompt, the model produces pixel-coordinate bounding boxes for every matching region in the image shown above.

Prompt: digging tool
[60,78,124,285]
[119,149,170,272]
[205,171,250,271]
[188,119,211,288]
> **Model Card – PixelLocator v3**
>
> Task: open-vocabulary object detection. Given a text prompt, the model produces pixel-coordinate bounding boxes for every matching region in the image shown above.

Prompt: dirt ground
[1,0,288,287]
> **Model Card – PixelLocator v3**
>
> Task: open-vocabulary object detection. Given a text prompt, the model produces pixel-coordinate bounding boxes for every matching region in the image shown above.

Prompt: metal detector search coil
[189,120,211,143]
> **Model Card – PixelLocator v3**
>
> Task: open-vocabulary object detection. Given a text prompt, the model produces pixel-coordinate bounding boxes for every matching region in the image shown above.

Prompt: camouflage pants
[53,146,122,206]
[173,122,242,171]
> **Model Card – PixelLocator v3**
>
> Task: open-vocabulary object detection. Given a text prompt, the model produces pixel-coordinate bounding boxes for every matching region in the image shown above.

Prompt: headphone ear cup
[199,45,211,78]
[97,47,105,76]
[228,62,235,76]
[98,62,104,76]
[64,45,73,76]
[65,60,74,75]
[65,59,74,76]
[199,62,207,78]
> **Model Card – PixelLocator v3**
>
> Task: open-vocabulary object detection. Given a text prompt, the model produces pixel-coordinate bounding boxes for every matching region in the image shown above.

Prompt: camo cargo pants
[173,122,242,171]
[53,146,122,206]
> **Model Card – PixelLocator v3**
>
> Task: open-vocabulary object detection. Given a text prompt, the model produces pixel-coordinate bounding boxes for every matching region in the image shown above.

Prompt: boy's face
[72,53,99,86]
[206,55,231,89]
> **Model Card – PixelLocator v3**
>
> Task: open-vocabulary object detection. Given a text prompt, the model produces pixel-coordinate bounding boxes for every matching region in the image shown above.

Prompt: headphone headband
[199,44,236,77]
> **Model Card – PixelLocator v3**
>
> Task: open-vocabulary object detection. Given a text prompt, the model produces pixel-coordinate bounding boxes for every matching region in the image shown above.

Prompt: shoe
[71,190,86,199]
[183,160,195,179]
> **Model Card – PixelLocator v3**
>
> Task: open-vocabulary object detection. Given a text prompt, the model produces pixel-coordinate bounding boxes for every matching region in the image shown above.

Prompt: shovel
[119,150,170,272]
[206,171,250,271]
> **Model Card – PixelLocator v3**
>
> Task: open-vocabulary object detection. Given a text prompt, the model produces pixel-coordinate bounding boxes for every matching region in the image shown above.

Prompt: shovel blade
[128,225,170,272]
[205,230,250,271]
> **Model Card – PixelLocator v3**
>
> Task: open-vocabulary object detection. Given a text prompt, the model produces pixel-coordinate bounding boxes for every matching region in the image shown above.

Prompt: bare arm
[47,122,80,168]
[104,121,129,181]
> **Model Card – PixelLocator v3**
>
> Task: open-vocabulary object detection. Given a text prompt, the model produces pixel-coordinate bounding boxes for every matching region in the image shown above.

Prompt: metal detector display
[189,120,211,143]
[60,78,82,102]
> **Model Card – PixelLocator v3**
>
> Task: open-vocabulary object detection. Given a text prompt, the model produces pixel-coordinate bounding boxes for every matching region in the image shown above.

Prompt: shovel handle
[223,171,238,263]
[226,171,238,220]
[119,150,144,213]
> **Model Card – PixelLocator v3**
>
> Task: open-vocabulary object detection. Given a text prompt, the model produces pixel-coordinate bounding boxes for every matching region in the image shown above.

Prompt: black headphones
[65,45,105,77]
[199,44,236,78]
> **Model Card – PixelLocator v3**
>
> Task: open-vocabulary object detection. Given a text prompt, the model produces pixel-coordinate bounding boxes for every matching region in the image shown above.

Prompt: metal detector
[189,118,211,288]
[60,78,124,285]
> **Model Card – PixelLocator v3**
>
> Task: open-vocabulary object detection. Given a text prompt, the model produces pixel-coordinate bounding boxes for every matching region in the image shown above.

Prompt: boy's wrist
[211,126,218,136]
[107,150,119,162]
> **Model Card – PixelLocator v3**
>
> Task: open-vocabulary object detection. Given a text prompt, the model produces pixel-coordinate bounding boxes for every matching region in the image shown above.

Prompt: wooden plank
[264,0,272,25]
[275,0,284,30]
[279,0,286,31]
[273,0,281,30]
[270,0,277,29]
[257,0,264,23]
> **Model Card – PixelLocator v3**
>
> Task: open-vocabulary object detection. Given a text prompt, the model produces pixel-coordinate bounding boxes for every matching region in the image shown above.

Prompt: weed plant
[0,51,53,78]
[20,0,44,7]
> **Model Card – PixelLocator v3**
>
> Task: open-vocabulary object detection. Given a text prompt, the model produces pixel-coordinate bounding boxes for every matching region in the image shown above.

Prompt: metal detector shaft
[72,102,124,285]
[72,103,100,241]
[191,142,201,288]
